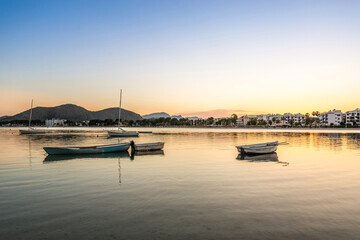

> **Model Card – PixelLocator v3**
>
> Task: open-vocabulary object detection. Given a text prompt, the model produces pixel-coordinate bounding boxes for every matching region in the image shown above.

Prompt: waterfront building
[236,108,359,127]
[345,108,360,126]
[282,113,305,125]
[45,118,65,127]
[319,110,343,126]
[237,115,258,126]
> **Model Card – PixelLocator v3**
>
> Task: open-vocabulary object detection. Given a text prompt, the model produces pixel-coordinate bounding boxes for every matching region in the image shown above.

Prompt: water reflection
[236,152,289,166]
[2,128,360,240]
[237,152,279,162]
[130,150,164,160]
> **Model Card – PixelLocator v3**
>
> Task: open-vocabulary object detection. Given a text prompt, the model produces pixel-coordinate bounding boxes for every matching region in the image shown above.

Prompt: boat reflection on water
[236,152,289,166]
[44,151,130,162]
[130,150,164,160]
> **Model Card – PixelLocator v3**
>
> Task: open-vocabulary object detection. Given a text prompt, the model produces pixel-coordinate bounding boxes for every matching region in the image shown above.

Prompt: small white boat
[130,141,165,151]
[236,141,278,155]
[108,131,139,137]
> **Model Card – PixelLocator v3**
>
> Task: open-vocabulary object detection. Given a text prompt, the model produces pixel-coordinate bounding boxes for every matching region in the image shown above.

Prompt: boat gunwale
[236,141,279,149]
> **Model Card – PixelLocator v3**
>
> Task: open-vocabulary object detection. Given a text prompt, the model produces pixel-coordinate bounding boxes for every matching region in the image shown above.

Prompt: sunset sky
[1,0,360,118]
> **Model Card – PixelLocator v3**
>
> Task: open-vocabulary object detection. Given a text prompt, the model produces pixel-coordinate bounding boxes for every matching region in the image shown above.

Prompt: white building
[45,118,65,127]
[237,115,258,126]
[266,114,283,123]
[345,108,360,126]
[319,110,343,126]
[283,113,305,125]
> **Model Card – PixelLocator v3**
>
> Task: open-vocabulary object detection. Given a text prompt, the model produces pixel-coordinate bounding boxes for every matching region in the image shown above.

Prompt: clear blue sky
[1,0,360,117]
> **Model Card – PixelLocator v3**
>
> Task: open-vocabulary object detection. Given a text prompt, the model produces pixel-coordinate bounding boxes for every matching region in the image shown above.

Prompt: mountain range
[1,104,142,122]
[142,112,171,119]
[141,112,202,120]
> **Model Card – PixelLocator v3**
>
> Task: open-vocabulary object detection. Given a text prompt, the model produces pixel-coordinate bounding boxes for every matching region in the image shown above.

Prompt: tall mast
[28,99,33,128]
[118,89,122,128]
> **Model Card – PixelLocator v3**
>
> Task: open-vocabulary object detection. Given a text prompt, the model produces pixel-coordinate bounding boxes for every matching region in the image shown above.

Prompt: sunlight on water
[0,128,360,239]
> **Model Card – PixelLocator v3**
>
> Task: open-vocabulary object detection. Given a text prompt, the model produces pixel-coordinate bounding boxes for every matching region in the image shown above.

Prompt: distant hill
[142,112,170,119]
[170,115,183,120]
[2,104,142,122]
[141,112,202,120]
[0,116,9,121]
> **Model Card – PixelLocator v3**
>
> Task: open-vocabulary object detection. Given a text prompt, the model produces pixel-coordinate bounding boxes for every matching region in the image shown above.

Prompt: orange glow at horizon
[1,86,359,118]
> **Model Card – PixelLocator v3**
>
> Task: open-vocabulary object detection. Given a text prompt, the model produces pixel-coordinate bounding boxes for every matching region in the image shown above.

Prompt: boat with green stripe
[44,142,130,155]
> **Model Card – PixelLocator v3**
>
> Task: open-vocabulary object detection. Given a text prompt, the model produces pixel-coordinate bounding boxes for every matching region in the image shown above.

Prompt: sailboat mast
[28,99,33,128]
[118,89,122,128]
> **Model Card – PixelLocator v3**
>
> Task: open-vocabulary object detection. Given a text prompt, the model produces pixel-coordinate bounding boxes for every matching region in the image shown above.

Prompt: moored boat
[44,151,130,162]
[20,128,46,134]
[44,142,130,155]
[19,99,46,134]
[130,141,165,151]
[107,89,139,138]
[108,131,139,137]
[236,141,279,155]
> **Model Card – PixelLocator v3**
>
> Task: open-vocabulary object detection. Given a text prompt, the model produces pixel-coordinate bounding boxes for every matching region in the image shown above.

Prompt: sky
[0,0,360,118]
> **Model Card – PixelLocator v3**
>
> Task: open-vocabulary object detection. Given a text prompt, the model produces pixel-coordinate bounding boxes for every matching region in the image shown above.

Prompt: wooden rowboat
[236,141,278,155]
[130,141,165,151]
[44,142,130,155]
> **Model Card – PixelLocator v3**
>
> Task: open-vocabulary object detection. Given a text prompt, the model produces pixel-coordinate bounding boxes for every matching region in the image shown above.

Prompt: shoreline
[1,126,360,133]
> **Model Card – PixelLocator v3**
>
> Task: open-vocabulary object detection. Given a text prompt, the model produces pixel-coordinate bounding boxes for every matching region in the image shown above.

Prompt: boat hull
[44,143,130,155]
[108,131,139,137]
[133,142,165,151]
[44,152,130,161]
[20,129,46,134]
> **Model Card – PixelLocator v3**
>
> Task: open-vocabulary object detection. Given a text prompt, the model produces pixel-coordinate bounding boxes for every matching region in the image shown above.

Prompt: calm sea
[1,127,360,240]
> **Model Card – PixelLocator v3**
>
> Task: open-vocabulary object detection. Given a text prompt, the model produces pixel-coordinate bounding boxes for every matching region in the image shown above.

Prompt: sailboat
[108,90,139,137]
[19,99,46,134]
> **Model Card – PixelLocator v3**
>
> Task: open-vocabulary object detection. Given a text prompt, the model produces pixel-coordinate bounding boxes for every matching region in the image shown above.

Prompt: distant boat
[130,141,165,151]
[108,89,139,138]
[43,142,130,155]
[236,141,278,155]
[19,99,46,135]
[138,131,153,134]
[20,129,46,134]
[108,131,139,137]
